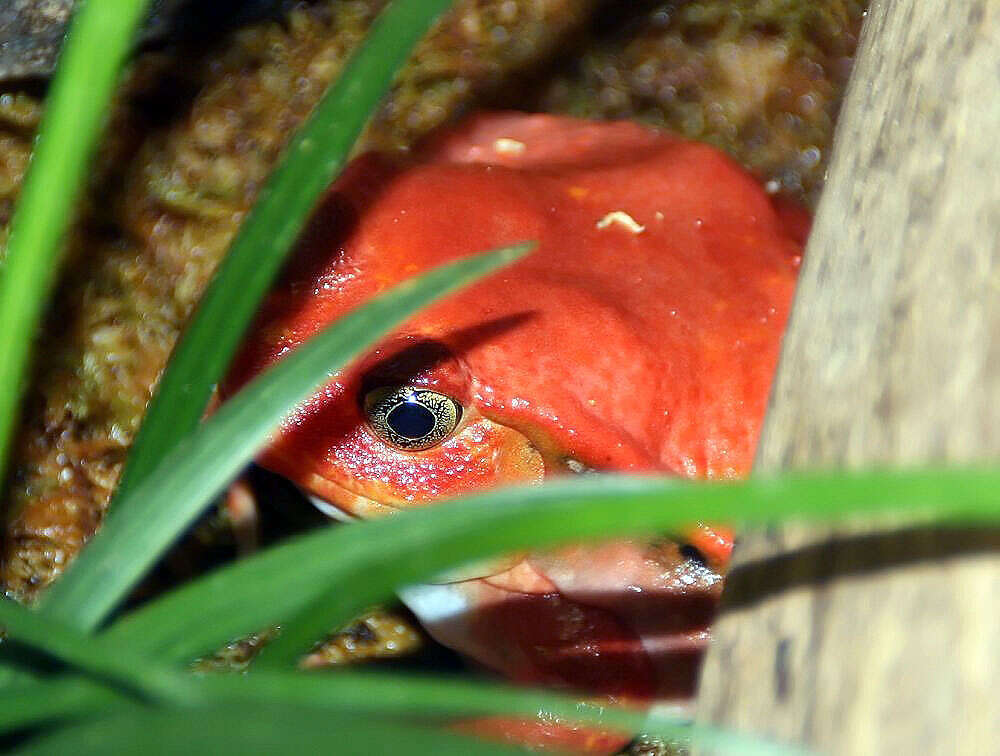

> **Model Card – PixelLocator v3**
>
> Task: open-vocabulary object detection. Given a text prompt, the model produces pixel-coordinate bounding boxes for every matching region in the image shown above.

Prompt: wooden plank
[695,1,1000,753]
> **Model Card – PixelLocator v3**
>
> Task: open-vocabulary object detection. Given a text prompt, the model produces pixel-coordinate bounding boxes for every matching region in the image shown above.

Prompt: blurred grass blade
[103,467,999,665]
[252,467,1000,667]
[0,671,802,755]
[0,0,152,483]
[196,671,803,756]
[10,705,524,756]
[40,243,531,630]
[0,598,198,704]
[196,672,668,747]
[9,595,662,741]
[0,679,130,735]
[115,0,453,504]
[1,582,791,754]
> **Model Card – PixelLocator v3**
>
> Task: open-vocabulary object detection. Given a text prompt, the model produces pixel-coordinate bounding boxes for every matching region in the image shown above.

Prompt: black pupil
[386,400,436,440]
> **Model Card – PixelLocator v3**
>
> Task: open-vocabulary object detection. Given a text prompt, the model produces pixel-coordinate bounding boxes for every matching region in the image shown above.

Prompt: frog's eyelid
[362,385,395,413]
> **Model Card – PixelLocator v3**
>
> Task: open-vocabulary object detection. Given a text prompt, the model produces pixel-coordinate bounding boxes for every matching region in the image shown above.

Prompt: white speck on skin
[596,211,645,234]
[654,211,664,221]
[493,137,526,154]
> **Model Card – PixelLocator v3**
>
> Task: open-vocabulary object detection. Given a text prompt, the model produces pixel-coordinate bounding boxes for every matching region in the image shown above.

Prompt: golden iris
[364,386,462,451]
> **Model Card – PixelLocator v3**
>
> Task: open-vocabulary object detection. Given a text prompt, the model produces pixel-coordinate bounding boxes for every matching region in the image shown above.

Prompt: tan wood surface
[695,1,1000,753]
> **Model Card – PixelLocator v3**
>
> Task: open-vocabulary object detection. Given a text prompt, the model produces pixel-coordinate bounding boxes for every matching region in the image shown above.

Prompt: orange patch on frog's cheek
[277,414,545,519]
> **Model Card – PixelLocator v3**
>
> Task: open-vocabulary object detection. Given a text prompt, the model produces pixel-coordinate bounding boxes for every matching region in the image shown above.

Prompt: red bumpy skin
[224,113,805,722]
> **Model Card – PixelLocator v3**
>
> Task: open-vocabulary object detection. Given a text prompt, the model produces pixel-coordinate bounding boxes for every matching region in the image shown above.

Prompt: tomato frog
[224,112,804,725]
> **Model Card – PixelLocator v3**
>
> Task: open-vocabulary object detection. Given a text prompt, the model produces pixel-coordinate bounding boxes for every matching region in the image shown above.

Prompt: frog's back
[230,112,803,483]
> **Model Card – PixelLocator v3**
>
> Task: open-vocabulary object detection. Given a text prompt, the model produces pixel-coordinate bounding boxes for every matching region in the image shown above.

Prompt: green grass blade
[0,588,793,753]
[8,598,648,742]
[196,671,803,755]
[0,0,152,483]
[0,671,802,755]
[0,642,43,688]
[103,467,999,665]
[39,243,530,630]
[0,640,791,754]
[114,0,453,504]
[243,466,1000,668]
[0,598,198,705]
[0,678,131,735]
[10,705,524,756]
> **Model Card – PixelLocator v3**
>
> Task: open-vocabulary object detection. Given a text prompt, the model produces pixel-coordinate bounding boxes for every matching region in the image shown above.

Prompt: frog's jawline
[306,490,524,585]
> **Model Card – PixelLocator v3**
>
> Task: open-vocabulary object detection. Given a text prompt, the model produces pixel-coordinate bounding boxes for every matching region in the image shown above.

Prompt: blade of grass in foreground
[0,597,199,705]
[10,705,523,756]
[2,570,795,753]
[8,597,662,734]
[39,243,530,630]
[255,467,1000,667]
[0,678,129,735]
[196,672,800,755]
[103,467,999,665]
[114,0,453,505]
[0,663,798,753]
[0,0,152,484]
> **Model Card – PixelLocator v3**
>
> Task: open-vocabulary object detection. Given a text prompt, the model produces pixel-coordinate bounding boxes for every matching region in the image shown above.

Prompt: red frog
[225,112,804,745]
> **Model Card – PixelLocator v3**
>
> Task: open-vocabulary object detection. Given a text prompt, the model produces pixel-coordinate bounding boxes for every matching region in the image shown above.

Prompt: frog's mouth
[302,453,598,583]
[303,491,529,584]
[302,436,730,576]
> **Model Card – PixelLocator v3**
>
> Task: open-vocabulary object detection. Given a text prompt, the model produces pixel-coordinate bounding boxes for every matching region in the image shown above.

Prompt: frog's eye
[363,386,462,451]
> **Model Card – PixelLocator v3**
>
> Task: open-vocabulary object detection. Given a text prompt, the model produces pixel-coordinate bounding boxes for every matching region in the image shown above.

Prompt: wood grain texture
[695,1,1000,753]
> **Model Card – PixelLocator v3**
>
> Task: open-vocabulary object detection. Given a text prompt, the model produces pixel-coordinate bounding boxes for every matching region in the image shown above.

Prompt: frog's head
[224,112,804,700]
